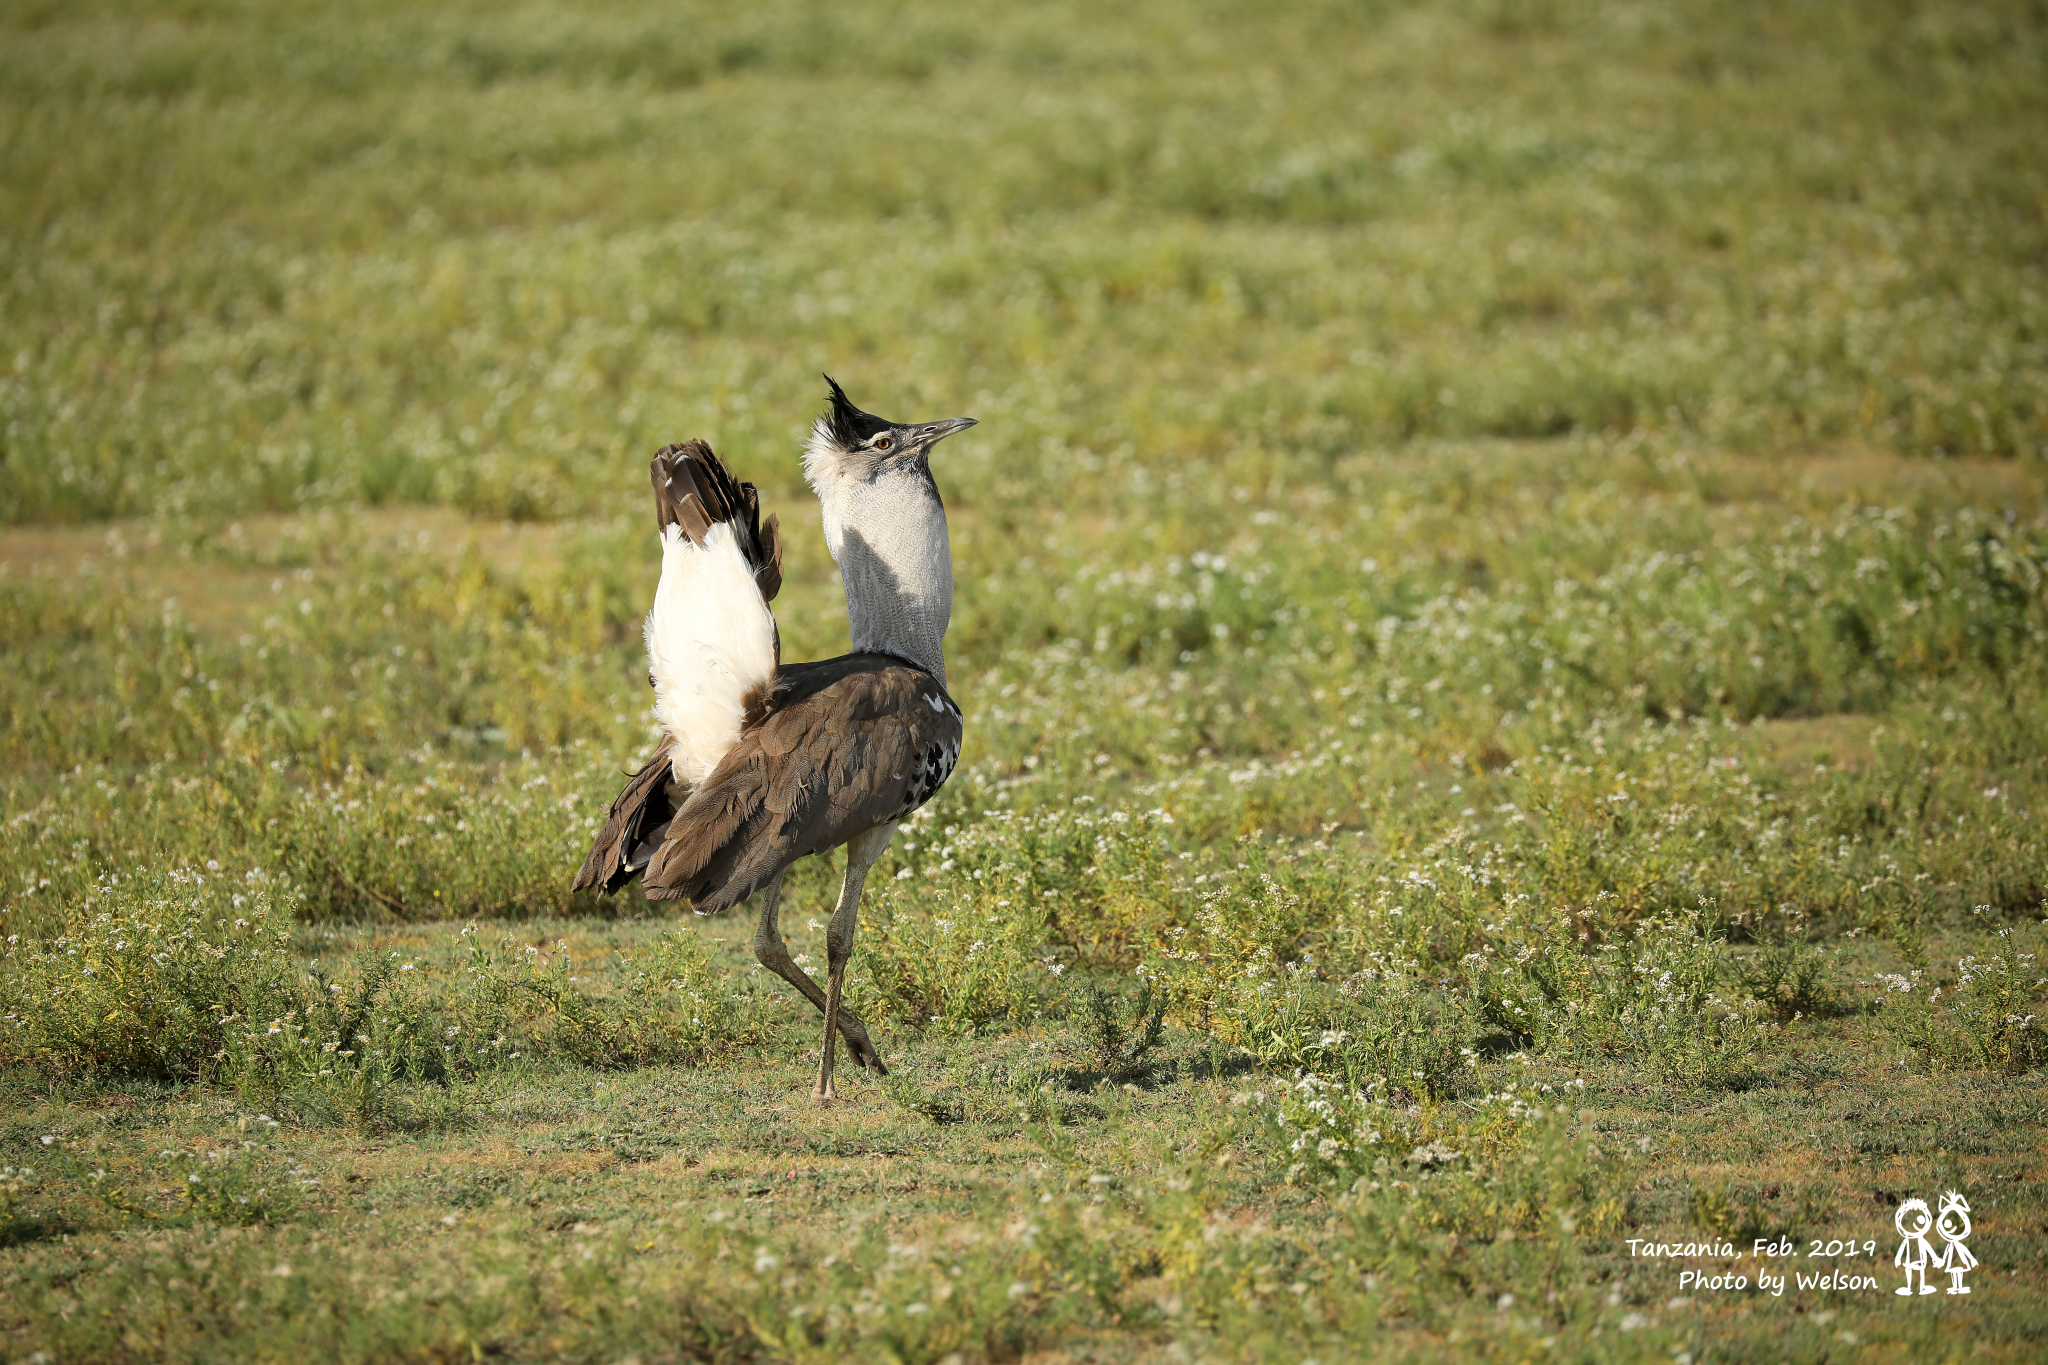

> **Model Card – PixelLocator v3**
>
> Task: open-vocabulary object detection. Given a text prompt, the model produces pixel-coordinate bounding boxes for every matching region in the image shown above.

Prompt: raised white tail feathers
[645,521,778,787]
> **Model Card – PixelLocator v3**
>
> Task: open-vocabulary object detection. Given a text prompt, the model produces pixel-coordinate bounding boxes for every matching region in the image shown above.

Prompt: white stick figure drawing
[1895,1198,1939,1296]
[1934,1191,1975,1294]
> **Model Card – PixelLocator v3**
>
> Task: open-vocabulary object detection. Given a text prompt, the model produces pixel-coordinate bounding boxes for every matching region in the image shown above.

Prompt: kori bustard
[574,378,974,1102]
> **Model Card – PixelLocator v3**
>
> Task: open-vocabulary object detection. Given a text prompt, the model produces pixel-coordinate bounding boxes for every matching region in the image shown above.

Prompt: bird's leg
[815,823,896,1103]
[750,869,886,1074]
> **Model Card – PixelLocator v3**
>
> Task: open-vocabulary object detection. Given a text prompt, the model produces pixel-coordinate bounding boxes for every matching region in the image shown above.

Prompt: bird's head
[802,375,977,489]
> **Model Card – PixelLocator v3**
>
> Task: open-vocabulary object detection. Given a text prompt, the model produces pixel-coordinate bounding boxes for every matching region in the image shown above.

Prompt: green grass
[4,0,2045,526]
[4,0,2048,1360]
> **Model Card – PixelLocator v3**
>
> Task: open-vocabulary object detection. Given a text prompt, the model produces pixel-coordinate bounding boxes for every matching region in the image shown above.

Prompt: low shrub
[860,882,1053,1035]
[1470,904,1771,1089]
[0,874,765,1128]
[1730,931,1839,1021]
[1070,975,1167,1077]
[0,867,298,1080]
[1248,974,1479,1105]
[1885,925,2048,1074]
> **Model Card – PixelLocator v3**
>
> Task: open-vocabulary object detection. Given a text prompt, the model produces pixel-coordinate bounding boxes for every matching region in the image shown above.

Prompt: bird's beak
[916,417,977,448]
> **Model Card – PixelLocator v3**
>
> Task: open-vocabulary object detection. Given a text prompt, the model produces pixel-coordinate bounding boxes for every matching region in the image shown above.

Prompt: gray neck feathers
[812,466,953,687]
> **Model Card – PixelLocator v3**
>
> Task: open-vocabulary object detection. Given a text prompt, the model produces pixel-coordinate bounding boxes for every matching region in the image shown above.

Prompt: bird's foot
[836,1015,888,1075]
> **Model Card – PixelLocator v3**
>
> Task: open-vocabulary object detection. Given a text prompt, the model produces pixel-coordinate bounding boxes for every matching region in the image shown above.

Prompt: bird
[573,376,975,1102]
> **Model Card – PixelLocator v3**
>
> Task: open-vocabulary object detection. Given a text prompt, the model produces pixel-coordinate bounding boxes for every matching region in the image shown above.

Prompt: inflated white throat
[811,465,953,687]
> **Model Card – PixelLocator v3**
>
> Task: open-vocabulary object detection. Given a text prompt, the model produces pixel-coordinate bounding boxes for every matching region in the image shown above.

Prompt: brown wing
[643,654,963,914]
[571,734,682,895]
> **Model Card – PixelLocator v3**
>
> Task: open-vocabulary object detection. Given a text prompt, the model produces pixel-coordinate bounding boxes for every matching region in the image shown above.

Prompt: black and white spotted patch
[898,733,960,817]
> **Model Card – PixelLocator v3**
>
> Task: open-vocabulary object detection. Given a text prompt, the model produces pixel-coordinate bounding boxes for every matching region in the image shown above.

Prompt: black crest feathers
[822,374,892,448]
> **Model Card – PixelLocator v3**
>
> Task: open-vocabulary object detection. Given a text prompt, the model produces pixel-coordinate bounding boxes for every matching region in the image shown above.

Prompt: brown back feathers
[643,654,963,915]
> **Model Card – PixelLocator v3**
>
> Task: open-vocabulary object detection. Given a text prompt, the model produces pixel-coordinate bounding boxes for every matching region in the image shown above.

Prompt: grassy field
[4,0,2048,1360]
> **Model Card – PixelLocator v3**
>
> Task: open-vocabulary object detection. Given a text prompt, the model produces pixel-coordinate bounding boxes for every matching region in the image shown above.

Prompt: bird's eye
[874,435,893,451]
